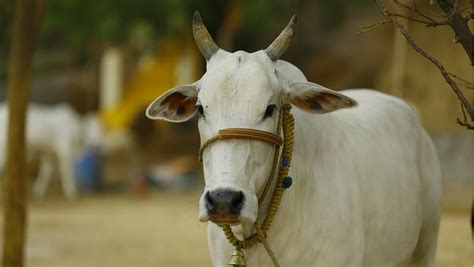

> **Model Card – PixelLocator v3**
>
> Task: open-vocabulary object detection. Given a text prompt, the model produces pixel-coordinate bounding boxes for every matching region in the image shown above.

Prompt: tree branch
[448,72,474,90]
[357,19,392,34]
[457,102,474,129]
[437,0,474,65]
[386,11,449,27]
[393,0,439,24]
[368,1,474,129]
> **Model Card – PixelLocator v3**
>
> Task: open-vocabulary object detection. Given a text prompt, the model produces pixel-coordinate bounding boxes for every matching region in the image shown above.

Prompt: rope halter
[198,104,295,267]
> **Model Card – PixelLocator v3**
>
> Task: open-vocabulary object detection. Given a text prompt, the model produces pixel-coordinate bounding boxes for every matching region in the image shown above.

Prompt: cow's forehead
[198,50,279,106]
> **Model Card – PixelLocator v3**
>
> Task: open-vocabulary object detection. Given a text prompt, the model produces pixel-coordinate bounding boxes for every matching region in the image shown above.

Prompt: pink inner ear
[163,92,189,110]
[162,92,197,115]
[311,94,334,110]
[293,93,332,111]
[292,91,356,113]
[181,97,198,114]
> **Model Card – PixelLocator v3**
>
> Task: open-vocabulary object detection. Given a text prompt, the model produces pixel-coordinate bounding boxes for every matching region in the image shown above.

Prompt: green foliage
[1,0,373,69]
[39,0,371,52]
[241,0,288,35]
[0,0,15,80]
[236,0,371,52]
[0,1,15,48]
[317,0,369,28]
[40,0,220,54]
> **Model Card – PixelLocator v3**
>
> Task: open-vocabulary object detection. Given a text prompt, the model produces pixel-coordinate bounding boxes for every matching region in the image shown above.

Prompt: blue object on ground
[74,149,102,192]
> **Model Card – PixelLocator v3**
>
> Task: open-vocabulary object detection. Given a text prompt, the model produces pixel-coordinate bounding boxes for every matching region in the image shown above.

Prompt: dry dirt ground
[0,191,472,267]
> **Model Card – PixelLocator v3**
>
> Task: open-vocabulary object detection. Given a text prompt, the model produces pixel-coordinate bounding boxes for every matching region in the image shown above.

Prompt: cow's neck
[256,141,283,226]
[239,108,337,265]
[258,109,330,245]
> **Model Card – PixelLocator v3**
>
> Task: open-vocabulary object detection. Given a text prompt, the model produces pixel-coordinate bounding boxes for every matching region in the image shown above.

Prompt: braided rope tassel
[221,104,295,250]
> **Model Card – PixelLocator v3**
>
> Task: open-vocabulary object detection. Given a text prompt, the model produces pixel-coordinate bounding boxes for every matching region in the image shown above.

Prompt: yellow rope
[198,135,219,163]
[221,104,295,252]
[255,225,280,267]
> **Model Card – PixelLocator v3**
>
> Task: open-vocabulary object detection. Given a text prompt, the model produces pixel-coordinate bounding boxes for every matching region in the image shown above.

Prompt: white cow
[0,103,102,200]
[146,12,442,267]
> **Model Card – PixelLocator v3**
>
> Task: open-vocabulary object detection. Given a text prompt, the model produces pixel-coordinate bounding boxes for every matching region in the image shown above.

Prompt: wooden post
[99,47,123,111]
[2,1,46,267]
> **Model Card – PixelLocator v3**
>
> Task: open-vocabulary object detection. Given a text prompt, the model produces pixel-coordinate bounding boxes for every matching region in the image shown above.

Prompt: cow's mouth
[208,214,241,225]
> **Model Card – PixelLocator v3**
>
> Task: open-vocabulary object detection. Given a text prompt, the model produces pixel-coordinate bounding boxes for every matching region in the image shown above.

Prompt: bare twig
[393,0,439,23]
[399,1,472,19]
[369,1,474,130]
[356,19,392,34]
[457,102,474,129]
[386,11,449,26]
[465,13,473,22]
[453,0,459,11]
[460,5,474,17]
[393,0,474,56]
[448,72,474,90]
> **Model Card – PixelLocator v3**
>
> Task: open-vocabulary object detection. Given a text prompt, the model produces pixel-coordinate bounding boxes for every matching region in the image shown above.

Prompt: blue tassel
[282,157,289,166]
[282,176,292,189]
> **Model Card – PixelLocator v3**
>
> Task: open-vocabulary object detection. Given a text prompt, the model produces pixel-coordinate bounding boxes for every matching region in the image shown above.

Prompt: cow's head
[146,12,356,231]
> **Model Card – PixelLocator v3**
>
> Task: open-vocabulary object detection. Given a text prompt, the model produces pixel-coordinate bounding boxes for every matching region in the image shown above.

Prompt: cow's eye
[263,104,277,119]
[196,104,204,117]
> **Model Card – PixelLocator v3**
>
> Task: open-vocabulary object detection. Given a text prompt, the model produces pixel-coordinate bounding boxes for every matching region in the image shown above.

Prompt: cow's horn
[193,11,219,60]
[265,15,297,61]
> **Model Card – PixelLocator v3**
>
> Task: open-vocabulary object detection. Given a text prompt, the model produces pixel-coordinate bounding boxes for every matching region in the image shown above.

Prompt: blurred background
[0,0,472,266]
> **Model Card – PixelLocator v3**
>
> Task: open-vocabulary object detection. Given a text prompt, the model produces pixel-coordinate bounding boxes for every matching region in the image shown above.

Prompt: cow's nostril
[231,191,244,208]
[206,189,244,216]
[230,191,244,214]
[205,191,215,212]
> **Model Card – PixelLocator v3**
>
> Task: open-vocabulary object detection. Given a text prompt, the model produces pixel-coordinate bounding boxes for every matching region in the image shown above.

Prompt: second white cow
[0,103,102,200]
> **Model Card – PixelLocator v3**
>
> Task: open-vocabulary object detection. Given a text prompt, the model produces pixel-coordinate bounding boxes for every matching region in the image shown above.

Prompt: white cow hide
[146,13,442,267]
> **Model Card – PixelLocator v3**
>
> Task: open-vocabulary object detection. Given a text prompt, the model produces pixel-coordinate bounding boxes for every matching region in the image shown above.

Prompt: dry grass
[0,192,472,267]
[1,192,211,267]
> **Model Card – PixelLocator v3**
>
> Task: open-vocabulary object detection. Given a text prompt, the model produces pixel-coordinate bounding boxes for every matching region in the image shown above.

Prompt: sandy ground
[0,192,472,267]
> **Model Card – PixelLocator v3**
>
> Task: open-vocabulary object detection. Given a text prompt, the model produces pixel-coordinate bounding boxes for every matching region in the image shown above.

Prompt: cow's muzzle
[205,189,244,224]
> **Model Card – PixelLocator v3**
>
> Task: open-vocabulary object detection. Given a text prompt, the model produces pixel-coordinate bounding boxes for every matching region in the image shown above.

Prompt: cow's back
[0,103,82,165]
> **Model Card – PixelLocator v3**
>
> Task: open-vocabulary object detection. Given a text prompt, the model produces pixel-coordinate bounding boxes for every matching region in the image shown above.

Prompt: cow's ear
[285,81,357,114]
[146,84,198,122]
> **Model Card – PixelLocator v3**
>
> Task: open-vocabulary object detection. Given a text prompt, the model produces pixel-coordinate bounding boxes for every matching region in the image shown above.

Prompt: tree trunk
[2,1,46,267]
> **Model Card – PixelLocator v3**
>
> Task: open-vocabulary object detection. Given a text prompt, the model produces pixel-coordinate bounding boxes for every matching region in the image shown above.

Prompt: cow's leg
[57,150,77,200]
[407,133,442,267]
[207,223,234,267]
[33,153,54,199]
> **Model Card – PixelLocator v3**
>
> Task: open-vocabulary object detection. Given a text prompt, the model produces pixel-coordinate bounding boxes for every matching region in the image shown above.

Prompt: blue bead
[282,157,289,166]
[282,176,292,189]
